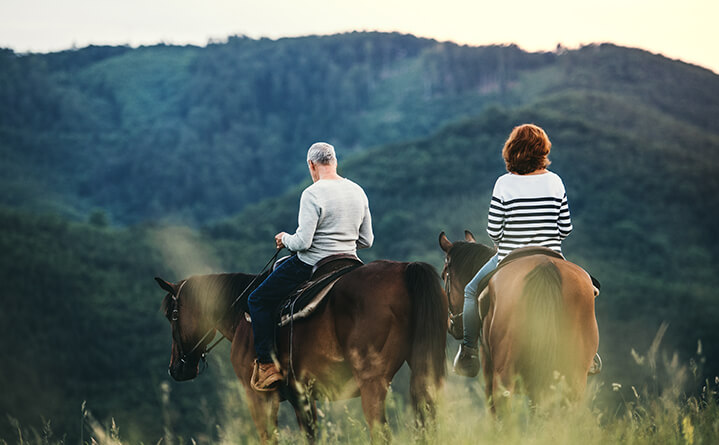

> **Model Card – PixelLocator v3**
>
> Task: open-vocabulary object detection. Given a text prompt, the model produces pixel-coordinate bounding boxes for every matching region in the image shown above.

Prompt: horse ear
[155,277,176,295]
[439,232,453,253]
[464,230,476,243]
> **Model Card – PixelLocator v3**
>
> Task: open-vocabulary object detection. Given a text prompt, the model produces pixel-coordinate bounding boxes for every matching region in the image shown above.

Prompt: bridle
[443,256,464,332]
[169,281,219,372]
[168,248,283,372]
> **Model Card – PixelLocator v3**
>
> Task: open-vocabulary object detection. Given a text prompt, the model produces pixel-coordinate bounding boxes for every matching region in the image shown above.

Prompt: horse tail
[517,260,565,397]
[404,262,447,384]
[404,262,447,425]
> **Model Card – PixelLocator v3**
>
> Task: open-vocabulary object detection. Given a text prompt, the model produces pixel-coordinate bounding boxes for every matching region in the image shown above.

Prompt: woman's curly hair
[502,124,551,174]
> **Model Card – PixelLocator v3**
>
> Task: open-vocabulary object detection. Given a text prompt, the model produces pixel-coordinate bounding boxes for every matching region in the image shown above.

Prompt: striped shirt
[487,171,572,261]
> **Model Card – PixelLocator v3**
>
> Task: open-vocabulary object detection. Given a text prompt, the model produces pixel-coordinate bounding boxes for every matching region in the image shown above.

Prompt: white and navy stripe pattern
[487,172,572,261]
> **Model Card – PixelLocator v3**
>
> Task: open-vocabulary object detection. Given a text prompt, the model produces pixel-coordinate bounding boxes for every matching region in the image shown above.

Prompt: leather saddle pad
[276,254,363,327]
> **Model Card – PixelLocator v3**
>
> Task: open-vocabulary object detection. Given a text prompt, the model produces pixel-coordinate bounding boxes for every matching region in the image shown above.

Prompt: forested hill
[2,33,718,224]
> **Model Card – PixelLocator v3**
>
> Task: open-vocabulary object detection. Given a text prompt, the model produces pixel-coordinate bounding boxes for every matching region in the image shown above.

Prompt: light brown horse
[439,231,599,407]
[155,259,446,442]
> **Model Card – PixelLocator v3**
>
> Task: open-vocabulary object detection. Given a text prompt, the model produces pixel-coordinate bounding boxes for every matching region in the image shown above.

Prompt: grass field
[4,333,718,445]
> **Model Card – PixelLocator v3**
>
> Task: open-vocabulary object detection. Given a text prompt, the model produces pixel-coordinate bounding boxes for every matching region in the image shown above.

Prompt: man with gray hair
[248,142,374,391]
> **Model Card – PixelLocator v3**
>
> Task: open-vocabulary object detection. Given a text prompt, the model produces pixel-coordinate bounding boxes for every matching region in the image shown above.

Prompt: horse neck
[450,242,495,285]
[190,272,259,340]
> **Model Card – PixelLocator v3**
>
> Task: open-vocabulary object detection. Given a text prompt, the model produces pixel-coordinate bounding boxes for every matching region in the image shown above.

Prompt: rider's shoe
[453,344,480,377]
[251,359,283,391]
[589,353,602,375]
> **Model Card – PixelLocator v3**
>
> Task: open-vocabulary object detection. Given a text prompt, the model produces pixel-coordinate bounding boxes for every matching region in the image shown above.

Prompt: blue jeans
[463,253,499,348]
[248,255,313,363]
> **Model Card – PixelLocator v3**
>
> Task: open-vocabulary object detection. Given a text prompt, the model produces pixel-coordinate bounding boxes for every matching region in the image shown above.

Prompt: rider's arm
[487,180,505,243]
[558,191,573,240]
[356,201,374,249]
[282,189,320,252]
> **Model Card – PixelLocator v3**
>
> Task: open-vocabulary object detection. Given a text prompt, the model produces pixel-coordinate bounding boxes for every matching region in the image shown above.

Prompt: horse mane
[448,241,496,284]
[160,271,270,319]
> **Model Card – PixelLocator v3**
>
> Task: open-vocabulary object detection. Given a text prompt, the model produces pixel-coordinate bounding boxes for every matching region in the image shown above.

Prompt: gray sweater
[281,178,374,265]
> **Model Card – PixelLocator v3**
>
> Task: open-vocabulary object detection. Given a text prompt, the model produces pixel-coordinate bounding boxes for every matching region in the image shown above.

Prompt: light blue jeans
[463,253,499,348]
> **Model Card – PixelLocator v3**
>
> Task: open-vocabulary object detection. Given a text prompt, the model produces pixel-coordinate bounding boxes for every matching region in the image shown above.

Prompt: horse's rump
[488,256,597,400]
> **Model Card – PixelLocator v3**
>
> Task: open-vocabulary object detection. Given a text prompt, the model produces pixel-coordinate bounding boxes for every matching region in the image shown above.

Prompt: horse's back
[487,255,598,399]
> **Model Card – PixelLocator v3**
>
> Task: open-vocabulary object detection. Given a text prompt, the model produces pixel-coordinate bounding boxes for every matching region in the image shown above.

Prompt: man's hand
[274,232,287,249]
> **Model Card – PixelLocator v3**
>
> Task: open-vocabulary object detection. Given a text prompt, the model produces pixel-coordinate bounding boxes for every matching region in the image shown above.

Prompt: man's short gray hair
[307,142,336,165]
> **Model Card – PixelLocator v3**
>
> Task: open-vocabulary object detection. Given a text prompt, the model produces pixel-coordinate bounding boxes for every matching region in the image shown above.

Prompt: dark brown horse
[155,259,446,442]
[439,231,599,407]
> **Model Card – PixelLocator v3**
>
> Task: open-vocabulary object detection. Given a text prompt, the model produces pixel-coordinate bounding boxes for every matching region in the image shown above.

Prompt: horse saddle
[275,254,363,326]
[477,246,565,295]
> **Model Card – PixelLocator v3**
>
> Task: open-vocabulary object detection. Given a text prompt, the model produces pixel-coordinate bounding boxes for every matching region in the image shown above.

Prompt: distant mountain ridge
[3,32,717,224]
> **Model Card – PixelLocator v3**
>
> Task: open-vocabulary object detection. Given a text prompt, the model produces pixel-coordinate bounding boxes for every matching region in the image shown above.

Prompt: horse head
[156,276,215,381]
[438,231,495,340]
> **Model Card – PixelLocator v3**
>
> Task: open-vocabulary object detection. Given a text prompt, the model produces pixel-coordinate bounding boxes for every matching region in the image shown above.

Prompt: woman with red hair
[454,124,573,376]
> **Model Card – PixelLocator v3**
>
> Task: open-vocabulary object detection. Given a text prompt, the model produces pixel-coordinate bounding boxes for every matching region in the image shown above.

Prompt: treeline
[5,34,716,225]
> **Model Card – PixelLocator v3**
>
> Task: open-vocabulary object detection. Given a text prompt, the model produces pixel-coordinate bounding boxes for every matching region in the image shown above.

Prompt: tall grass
[4,331,718,445]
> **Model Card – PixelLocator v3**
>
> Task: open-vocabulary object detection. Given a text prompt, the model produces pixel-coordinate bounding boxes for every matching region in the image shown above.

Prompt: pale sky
[1,0,717,74]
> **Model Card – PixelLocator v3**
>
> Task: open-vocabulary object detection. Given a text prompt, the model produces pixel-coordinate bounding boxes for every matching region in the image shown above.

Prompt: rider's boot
[251,359,283,391]
[453,343,480,377]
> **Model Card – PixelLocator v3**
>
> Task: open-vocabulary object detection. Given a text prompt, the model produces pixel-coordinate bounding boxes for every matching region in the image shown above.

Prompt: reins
[171,248,284,368]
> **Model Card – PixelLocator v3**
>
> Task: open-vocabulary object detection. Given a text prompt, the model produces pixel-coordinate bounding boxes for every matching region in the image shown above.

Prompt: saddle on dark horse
[245,253,364,326]
[277,253,363,326]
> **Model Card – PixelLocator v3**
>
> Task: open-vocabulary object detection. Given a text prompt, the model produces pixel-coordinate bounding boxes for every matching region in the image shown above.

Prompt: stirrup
[589,353,602,375]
